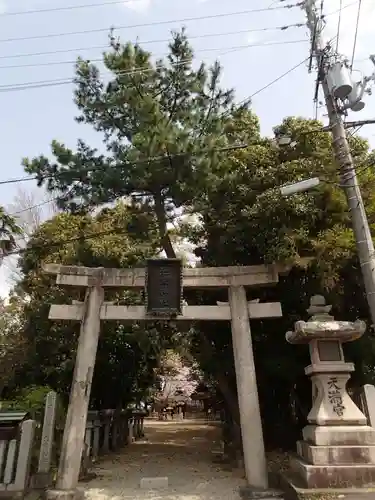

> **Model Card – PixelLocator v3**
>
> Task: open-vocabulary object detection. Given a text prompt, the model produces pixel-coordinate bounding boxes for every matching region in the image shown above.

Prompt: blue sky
[0,0,374,296]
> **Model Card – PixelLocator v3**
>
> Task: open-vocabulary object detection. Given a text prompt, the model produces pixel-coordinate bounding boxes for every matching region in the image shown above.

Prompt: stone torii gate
[44,261,284,500]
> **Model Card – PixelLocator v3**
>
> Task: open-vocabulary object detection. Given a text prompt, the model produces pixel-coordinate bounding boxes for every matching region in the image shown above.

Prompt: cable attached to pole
[336,0,343,53]
[350,0,362,70]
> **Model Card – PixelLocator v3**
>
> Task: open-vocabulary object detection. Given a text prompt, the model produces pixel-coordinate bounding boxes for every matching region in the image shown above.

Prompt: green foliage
[192,117,361,267]
[189,116,375,449]
[1,385,63,422]
[11,202,169,408]
[0,206,22,255]
[0,297,28,397]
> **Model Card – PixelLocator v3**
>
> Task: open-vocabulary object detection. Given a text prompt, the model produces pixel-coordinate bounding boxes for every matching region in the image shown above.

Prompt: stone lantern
[286,295,375,489]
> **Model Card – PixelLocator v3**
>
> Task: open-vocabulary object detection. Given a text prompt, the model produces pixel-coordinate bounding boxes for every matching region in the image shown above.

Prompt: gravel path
[81,419,245,500]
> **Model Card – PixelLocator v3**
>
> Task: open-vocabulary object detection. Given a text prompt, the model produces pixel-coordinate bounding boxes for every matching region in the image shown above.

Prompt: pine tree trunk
[154,194,176,259]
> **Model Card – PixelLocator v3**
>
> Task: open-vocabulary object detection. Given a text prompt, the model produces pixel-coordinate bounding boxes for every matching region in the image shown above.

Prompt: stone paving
[81,419,245,500]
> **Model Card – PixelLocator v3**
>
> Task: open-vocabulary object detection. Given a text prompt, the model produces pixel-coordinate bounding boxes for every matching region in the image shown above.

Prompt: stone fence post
[362,384,375,428]
[100,409,113,453]
[33,391,58,489]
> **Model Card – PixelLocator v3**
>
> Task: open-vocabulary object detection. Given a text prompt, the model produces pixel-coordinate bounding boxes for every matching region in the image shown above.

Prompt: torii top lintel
[42,262,298,289]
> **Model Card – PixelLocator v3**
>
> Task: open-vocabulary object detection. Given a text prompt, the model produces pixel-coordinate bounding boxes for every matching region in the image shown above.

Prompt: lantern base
[303,425,375,446]
[290,454,375,488]
[297,440,375,465]
[290,426,375,489]
[279,471,375,499]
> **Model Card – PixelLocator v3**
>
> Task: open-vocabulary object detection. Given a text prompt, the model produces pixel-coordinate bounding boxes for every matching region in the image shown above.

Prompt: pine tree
[23,29,241,257]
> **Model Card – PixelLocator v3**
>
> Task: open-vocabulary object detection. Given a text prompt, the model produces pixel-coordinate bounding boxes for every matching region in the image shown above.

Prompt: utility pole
[302,0,375,328]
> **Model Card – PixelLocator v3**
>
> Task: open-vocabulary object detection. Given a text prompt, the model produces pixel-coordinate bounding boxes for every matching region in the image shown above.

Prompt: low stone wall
[0,420,35,496]
[4,391,148,496]
[81,409,146,476]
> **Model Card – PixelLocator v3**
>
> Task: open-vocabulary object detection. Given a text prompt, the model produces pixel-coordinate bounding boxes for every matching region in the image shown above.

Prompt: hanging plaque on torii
[145,258,183,317]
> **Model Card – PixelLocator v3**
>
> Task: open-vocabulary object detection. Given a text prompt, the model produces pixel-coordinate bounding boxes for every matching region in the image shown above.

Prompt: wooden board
[145,259,182,315]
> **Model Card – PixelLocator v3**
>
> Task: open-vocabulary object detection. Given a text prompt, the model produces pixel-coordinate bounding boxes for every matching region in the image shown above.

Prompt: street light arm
[280,177,321,196]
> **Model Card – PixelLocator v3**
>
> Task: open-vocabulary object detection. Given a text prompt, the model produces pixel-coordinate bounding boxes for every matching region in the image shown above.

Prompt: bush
[1,386,66,476]
[1,385,58,421]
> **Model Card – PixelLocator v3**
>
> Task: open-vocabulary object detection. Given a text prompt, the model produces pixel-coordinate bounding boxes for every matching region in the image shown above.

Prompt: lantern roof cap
[286,295,366,344]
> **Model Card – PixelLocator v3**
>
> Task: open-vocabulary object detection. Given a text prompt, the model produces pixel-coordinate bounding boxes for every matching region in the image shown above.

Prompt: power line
[0,0,302,16]
[324,0,363,18]
[0,57,310,212]
[0,144,249,188]
[4,227,131,257]
[0,24,305,61]
[336,0,343,52]
[22,159,369,227]
[9,198,58,217]
[350,0,362,70]
[8,186,78,218]
[0,40,307,93]
[0,44,291,86]
[0,175,36,186]
[0,39,307,71]
[0,79,71,93]
[0,57,311,191]
[0,58,315,197]
[248,58,309,99]
[0,4,302,43]
[0,0,152,17]
[229,57,309,113]
[6,163,375,258]
[0,53,258,91]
